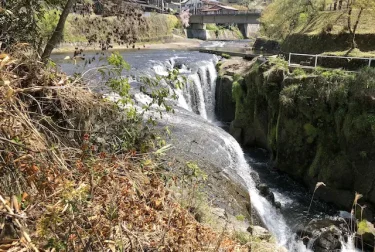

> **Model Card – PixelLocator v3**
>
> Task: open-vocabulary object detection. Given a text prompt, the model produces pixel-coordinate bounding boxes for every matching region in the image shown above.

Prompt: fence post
[369,59,372,67]
[315,55,318,68]
[288,53,291,66]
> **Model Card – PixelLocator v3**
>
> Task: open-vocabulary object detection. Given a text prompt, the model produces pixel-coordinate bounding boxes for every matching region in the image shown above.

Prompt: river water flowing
[51,47,358,251]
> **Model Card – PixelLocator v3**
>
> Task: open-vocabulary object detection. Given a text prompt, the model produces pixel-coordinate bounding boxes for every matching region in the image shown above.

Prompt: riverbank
[53,37,202,54]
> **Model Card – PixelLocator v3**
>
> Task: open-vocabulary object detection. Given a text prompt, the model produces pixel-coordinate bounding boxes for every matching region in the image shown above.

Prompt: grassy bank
[40,11,184,46]
[261,4,375,54]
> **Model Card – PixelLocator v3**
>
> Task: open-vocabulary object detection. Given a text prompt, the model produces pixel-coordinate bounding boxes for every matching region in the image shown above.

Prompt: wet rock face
[297,219,349,252]
[248,225,273,241]
[218,57,375,213]
[313,229,342,252]
[215,75,236,122]
[252,173,281,208]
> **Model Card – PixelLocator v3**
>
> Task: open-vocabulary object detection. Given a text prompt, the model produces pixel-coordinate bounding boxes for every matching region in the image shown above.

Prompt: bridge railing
[288,53,374,71]
[193,9,262,15]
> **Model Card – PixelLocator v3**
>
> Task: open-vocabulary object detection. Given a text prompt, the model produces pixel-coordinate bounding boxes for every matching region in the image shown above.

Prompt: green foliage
[231,25,245,39]
[206,23,220,31]
[292,68,306,77]
[140,68,186,120]
[100,52,132,105]
[359,151,367,158]
[107,52,131,72]
[304,123,318,143]
[233,231,251,245]
[0,0,46,47]
[280,84,299,108]
[100,52,184,123]
[221,53,231,59]
[266,57,289,73]
[298,13,309,25]
[235,214,246,221]
[357,220,375,236]
[232,75,245,103]
[37,9,61,48]
[186,162,208,181]
[260,0,320,39]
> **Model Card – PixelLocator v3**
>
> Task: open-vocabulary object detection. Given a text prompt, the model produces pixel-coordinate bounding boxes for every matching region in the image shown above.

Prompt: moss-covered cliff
[218,57,375,211]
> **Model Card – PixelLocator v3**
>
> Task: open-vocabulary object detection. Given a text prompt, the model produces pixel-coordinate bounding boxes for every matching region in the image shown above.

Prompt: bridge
[188,10,261,40]
[189,10,261,24]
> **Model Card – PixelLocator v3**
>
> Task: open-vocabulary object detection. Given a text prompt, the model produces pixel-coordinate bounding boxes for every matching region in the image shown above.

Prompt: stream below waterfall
[51,46,359,252]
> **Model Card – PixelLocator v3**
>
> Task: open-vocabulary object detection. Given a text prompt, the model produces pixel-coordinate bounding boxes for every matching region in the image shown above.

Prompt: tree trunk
[347,6,353,34]
[41,0,76,62]
[351,7,364,49]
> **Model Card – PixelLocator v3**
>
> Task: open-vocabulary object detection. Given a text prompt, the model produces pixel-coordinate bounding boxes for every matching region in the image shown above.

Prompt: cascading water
[152,55,219,121]
[147,54,358,252]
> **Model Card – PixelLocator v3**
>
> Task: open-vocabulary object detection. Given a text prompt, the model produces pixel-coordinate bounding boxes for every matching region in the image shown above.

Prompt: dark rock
[313,228,342,252]
[215,75,236,122]
[297,219,349,252]
[312,184,354,210]
[253,37,280,53]
[247,226,253,233]
[274,201,282,209]
[250,171,261,187]
[257,183,270,197]
[229,124,242,143]
[266,191,275,203]
[173,62,184,69]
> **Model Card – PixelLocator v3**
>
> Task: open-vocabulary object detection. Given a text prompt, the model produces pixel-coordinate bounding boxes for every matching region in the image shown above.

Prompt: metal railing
[288,53,374,70]
[192,9,262,16]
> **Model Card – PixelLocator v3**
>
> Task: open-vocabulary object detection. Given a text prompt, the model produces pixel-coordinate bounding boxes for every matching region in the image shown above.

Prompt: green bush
[221,53,231,59]
[206,23,219,31]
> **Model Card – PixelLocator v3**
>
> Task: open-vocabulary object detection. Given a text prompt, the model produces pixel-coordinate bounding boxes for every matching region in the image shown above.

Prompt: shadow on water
[243,148,339,231]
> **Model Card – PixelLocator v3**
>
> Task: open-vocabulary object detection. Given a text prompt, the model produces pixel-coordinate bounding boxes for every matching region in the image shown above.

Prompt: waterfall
[151,56,297,249]
[187,73,208,119]
[152,55,358,252]
[152,56,219,121]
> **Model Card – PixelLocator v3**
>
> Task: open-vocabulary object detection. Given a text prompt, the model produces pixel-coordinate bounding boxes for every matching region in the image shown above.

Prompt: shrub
[221,53,231,59]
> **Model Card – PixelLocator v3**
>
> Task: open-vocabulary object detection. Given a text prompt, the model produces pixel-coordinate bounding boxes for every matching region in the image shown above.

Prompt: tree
[179,9,191,28]
[346,0,375,49]
[0,0,44,48]
[0,0,146,60]
[260,0,323,39]
[41,0,76,61]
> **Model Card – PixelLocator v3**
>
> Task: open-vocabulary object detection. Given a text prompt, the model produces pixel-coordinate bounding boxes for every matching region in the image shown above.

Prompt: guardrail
[288,53,374,70]
[192,9,262,15]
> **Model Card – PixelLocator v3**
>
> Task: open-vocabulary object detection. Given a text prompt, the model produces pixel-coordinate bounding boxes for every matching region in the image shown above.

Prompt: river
[51,44,359,252]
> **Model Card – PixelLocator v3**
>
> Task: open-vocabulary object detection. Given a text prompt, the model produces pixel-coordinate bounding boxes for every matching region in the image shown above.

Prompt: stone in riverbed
[247,225,272,241]
[250,171,261,186]
[274,201,282,209]
[297,219,349,252]
[313,228,342,252]
[257,183,270,197]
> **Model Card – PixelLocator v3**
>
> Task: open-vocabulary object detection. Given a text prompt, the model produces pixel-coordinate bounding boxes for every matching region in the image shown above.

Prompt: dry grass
[0,46,248,251]
[323,48,375,58]
[295,9,375,35]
